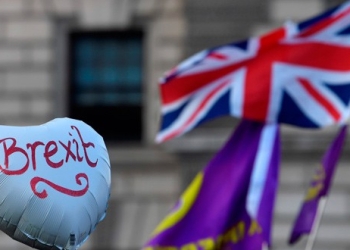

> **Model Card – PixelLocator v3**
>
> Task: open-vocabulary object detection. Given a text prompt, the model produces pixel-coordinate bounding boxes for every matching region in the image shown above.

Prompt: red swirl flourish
[0,125,98,198]
[30,173,89,199]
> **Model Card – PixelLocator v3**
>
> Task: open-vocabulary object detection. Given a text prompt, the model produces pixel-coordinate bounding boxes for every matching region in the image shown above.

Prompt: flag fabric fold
[157,1,350,143]
[289,125,348,244]
[143,119,280,250]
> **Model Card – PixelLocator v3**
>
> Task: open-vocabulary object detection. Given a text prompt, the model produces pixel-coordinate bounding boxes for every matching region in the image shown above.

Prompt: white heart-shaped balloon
[0,117,111,249]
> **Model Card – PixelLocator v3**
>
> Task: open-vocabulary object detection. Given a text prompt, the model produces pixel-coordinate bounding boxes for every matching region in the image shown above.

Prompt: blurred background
[0,0,349,249]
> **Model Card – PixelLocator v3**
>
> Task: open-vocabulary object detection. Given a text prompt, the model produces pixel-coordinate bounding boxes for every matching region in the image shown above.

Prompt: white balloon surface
[0,118,111,250]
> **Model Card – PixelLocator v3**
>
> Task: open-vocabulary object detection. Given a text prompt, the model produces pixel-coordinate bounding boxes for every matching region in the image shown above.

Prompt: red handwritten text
[0,125,98,199]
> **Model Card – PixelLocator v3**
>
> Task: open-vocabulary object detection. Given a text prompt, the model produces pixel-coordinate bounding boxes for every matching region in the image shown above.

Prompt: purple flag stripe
[289,125,348,244]
[143,119,280,250]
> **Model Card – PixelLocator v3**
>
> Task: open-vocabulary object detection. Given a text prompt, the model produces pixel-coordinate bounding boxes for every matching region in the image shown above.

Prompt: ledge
[159,124,347,154]
[105,143,180,169]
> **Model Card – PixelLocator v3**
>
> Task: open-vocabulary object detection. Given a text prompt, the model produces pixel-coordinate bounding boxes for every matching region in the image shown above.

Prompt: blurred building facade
[0,0,349,250]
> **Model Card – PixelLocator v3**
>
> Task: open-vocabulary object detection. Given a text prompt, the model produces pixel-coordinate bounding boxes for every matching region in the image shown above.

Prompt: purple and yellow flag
[143,119,280,249]
[289,125,348,244]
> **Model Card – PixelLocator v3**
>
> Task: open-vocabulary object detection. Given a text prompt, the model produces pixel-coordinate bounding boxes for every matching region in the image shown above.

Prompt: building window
[68,29,143,142]
[326,0,346,7]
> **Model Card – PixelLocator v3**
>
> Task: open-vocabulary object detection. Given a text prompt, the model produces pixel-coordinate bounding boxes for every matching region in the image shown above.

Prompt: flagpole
[304,197,328,250]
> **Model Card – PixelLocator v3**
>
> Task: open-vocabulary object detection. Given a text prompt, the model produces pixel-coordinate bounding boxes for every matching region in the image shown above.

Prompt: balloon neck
[65,233,76,250]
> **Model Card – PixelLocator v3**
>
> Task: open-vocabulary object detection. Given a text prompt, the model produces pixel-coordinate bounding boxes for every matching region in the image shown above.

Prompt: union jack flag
[157,1,350,143]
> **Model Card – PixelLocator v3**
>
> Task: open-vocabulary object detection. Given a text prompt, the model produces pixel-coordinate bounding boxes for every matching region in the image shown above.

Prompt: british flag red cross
[157,2,350,143]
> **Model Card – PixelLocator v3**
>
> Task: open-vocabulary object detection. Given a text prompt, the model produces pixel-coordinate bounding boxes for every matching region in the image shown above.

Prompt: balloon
[0,117,111,249]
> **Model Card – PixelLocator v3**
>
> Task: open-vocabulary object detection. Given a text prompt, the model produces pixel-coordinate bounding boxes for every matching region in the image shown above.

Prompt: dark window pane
[68,29,143,142]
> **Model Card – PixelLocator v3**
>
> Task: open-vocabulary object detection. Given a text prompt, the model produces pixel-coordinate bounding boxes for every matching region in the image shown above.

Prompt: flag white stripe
[230,68,246,117]
[246,123,278,218]
[156,78,231,142]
